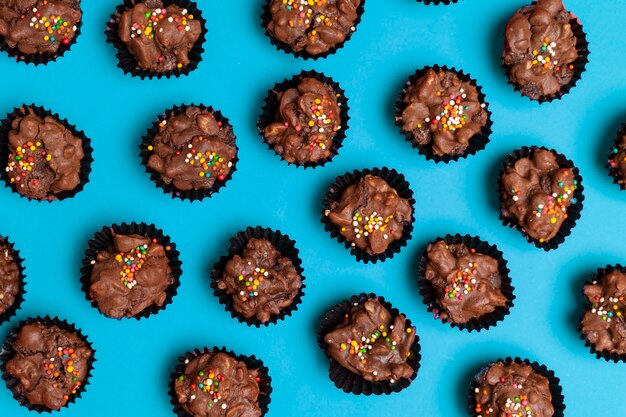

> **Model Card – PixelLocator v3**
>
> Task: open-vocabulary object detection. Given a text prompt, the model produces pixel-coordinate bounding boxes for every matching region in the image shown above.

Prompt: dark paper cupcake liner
[79,222,183,320]
[416,0,459,4]
[261,0,366,60]
[497,146,584,251]
[257,70,349,168]
[210,226,306,327]
[0,104,94,202]
[394,65,493,163]
[467,357,565,417]
[0,316,96,413]
[578,264,626,363]
[317,293,421,395]
[502,3,589,104]
[417,234,515,332]
[0,4,82,65]
[139,103,239,201]
[168,346,272,417]
[606,123,626,191]
[105,0,207,79]
[321,167,415,263]
[0,236,27,326]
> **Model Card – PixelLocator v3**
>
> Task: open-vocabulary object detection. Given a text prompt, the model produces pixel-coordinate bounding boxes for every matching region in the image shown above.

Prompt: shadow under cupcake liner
[497,146,584,251]
[0,316,96,413]
[321,167,415,263]
[168,346,272,417]
[606,123,626,191]
[257,70,349,168]
[105,0,207,79]
[417,234,515,332]
[0,236,26,326]
[210,226,306,327]
[139,103,239,201]
[79,222,183,320]
[317,293,421,395]
[417,0,460,5]
[0,104,94,202]
[394,64,493,163]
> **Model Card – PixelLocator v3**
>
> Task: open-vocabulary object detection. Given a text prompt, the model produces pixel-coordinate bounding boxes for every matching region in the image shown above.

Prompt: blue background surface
[0,0,625,415]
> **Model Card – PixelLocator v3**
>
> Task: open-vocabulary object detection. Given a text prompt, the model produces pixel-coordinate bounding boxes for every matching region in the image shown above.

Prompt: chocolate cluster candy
[117,0,202,73]
[499,149,578,243]
[4,321,93,411]
[503,0,579,100]
[265,0,362,56]
[581,270,626,356]
[0,0,81,57]
[399,68,488,157]
[609,127,626,189]
[424,240,508,325]
[0,241,20,315]
[174,351,263,417]
[324,298,415,383]
[146,106,237,192]
[261,76,343,165]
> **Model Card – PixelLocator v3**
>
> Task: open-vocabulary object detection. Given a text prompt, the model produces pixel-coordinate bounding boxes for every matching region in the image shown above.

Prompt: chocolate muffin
[0,240,22,319]
[608,125,626,190]
[502,0,584,101]
[397,67,490,160]
[264,0,363,57]
[2,319,93,411]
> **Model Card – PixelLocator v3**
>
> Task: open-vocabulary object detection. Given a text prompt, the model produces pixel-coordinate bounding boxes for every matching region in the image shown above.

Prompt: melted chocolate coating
[425,240,507,324]
[262,77,342,164]
[0,242,20,314]
[502,0,578,100]
[5,322,92,411]
[326,174,412,255]
[609,130,626,188]
[89,231,174,318]
[500,149,577,242]
[174,352,261,417]
[117,1,202,73]
[581,271,626,355]
[400,68,488,156]
[266,0,361,56]
[0,0,81,55]
[147,106,236,191]
[5,108,84,200]
[217,238,302,323]
[473,362,555,417]
[324,299,415,382]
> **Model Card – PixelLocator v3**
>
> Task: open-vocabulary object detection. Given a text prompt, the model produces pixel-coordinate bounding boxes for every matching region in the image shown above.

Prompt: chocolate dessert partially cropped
[4,321,93,411]
[473,361,555,417]
[399,68,488,157]
[424,240,507,325]
[324,298,415,382]
[117,0,202,72]
[265,0,362,56]
[499,149,578,243]
[261,77,342,165]
[0,241,20,315]
[147,106,237,192]
[502,0,579,100]
[88,231,174,318]
[609,128,626,189]
[174,351,262,417]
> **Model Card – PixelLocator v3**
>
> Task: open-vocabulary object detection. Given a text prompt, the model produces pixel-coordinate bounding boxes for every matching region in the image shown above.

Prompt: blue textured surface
[0,0,625,416]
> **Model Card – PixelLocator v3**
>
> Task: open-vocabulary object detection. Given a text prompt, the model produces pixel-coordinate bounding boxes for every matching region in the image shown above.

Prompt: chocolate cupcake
[322,168,415,263]
[106,0,206,79]
[469,358,565,417]
[262,0,365,59]
[170,347,272,417]
[579,265,626,362]
[318,294,420,395]
[258,70,349,168]
[211,227,305,327]
[498,146,584,250]
[418,234,514,331]
[395,65,492,163]
[0,0,82,65]
[80,222,182,320]
[0,317,95,412]
[140,104,238,201]
[502,0,589,103]
[0,236,26,325]
[607,123,626,190]
[0,105,93,202]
